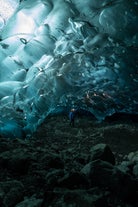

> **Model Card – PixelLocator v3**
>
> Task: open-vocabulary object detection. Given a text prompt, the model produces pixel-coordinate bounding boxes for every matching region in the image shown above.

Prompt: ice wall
[0,0,138,138]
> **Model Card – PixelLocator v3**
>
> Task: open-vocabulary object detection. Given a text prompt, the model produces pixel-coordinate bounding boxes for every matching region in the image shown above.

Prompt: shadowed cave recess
[0,0,138,138]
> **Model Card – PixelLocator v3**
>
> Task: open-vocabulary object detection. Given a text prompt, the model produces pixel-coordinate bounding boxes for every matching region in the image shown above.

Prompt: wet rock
[89,143,115,165]
[75,153,88,165]
[133,163,138,177]
[0,139,10,153]
[39,154,64,170]
[15,196,43,207]
[0,180,24,207]
[63,189,108,207]
[111,167,137,201]
[128,151,138,163]
[120,151,138,178]
[117,160,135,175]
[42,187,109,207]
[81,159,137,201]
[81,159,114,187]
[0,150,31,175]
[45,169,65,189]
[58,171,89,189]
[0,116,138,207]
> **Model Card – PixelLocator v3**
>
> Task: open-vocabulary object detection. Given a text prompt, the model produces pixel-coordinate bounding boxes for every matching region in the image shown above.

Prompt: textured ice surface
[0,0,138,137]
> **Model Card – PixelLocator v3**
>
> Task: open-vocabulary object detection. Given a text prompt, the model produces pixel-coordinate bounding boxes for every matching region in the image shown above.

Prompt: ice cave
[0,0,138,138]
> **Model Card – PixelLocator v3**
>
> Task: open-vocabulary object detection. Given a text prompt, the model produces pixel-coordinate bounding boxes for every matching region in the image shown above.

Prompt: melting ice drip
[0,0,138,138]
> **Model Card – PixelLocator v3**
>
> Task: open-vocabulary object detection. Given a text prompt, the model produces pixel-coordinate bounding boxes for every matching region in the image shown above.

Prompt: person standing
[69,108,76,127]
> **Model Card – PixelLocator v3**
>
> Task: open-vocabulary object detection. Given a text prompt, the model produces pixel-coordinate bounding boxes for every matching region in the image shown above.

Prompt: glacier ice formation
[0,0,138,138]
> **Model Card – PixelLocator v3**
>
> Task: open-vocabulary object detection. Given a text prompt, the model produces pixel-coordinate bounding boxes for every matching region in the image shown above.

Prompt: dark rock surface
[89,143,115,165]
[0,115,138,206]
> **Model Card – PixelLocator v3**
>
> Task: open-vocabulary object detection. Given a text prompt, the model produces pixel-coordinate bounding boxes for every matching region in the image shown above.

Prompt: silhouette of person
[69,108,76,127]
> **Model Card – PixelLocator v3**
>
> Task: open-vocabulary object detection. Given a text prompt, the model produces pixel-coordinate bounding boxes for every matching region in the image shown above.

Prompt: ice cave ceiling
[0,0,138,138]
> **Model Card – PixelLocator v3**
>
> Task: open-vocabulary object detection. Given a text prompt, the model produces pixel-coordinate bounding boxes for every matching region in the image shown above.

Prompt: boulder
[117,160,134,174]
[0,180,24,207]
[58,171,89,189]
[42,187,108,207]
[133,163,138,177]
[15,196,43,207]
[45,169,65,189]
[89,143,115,165]
[128,151,138,163]
[81,159,114,187]
[81,159,137,201]
[0,150,31,175]
[39,154,64,170]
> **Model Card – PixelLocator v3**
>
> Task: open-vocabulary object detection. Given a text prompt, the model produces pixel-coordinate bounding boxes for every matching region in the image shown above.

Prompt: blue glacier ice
[0,0,138,138]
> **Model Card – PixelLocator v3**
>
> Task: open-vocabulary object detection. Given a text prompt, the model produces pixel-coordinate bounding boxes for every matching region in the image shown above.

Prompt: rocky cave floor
[0,114,138,207]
